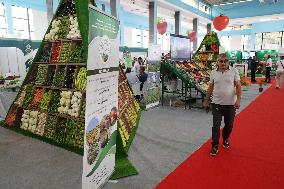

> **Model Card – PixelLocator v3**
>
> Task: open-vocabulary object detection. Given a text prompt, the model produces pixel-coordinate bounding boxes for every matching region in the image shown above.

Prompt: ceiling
[203,0,253,5]
[229,13,284,26]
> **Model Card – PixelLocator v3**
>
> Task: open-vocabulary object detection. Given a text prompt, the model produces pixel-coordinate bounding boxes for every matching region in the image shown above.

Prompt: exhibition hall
[0,0,284,189]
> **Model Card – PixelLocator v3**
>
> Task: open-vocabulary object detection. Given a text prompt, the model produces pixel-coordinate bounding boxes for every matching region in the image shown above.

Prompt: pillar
[174,11,181,35]
[193,18,198,51]
[110,0,120,18]
[5,0,14,35]
[207,23,211,33]
[46,0,53,24]
[149,0,157,44]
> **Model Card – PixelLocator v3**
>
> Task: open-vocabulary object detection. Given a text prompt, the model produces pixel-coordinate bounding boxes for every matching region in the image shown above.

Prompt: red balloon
[213,15,229,31]
[157,21,167,35]
[188,31,197,42]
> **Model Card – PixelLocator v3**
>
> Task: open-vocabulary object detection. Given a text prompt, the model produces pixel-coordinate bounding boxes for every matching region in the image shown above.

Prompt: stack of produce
[5,107,17,126]
[48,90,60,113]
[45,66,56,86]
[58,42,70,63]
[39,90,53,111]
[57,17,69,39]
[28,111,39,133]
[69,45,83,62]
[55,118,67,143]
[63,66,76,88]
[38,43,51,62]
[44,116,57,139]
[20,110,30,130]
[118,119,129,147]
[67,16,81,39]
[15,87,26,106]
[35,112,47,136]
[25,66,38,84]
[22,86,35,108]
[53,67,65,87]
[29,88,43,109]
[65,120,84,148]
[35,65,48,85]
[68,92,82,117]
[44,19,61,41]
[58,91,72,114]
[51,42,61,64]
[74,67,87,90]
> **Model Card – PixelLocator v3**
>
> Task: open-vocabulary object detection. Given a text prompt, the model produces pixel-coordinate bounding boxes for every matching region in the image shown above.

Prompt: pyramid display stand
[2,0,141,181]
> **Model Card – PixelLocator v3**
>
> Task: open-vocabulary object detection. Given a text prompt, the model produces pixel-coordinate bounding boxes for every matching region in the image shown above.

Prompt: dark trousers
[265,67,271,83]
[251,70,256,82]
[211,104,236,146]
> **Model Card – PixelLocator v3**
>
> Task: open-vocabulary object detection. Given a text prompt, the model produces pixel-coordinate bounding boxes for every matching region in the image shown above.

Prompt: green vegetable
[69,45,83,62]
[39,90,53,110]
[43,116,57,139]
[58,42,70,63]
[57,17,69,39]
[54,118,67,144]
[53,67,65,87]
[35,65,48,85]
[22,86,35,108]
[80,100,86,118]
[74,67,87,90]
[48,90,60,113]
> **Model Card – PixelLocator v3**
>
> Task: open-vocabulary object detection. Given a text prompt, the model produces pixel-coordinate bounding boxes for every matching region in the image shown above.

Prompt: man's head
[140,66,145,74]
[267,55,271,59]
[138,57,143,64]
[217,53,229,71]
[280,55,284,60]
[253,56,256,60]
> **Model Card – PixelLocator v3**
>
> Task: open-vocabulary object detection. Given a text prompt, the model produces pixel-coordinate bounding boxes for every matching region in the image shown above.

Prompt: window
[221,36,231,51]
[12,5,35,39]
[199,2,211,14]
[0,3,7,37]
[181,0,197,8]
[262,32,282,50]
[157,33,170,51]
[242,35,250,51]
[124,27,142,48]
[142,30,149,48]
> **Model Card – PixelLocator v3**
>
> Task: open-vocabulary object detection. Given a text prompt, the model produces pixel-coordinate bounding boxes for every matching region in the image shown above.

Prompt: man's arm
[234,80,242,109]
[203,82,214,112]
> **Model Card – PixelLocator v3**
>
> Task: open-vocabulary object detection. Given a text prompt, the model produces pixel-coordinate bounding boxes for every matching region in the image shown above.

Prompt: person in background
[265,55,272,83]
[204,53,242,157]
[276,55,284,89]
[125,68,139,85]
[250,56,258,83]
[138,66,148,94]
[133,57,141,74]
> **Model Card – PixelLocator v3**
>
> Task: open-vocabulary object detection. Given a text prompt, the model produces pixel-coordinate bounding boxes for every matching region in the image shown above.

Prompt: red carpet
[156,83,284,189]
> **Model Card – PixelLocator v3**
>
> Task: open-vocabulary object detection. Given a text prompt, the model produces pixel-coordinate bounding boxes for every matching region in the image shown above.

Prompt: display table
[0,91,17,120]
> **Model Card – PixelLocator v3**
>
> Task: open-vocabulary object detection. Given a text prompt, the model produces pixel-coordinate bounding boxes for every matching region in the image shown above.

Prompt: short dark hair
[140,66,145,72]
[280,56,284,60]
[138,57,143,60]
[126,67,131,73]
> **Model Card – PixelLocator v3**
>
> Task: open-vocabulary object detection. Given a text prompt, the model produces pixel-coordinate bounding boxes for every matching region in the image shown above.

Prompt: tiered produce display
[195,31,220,70]
[4,0,85,150]
[118,68,140,149]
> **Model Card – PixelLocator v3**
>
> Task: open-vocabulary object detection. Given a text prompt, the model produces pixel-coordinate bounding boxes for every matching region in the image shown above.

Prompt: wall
[32,10,48,40]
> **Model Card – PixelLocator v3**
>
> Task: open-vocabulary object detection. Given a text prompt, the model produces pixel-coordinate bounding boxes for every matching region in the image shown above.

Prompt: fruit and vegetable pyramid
[3,0,141,155]
[4,0,86,150]
[118,67,140,150]
[194,31,220,66]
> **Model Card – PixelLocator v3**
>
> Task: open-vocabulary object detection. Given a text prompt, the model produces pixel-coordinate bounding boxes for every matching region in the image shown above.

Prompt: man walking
[204,53,242,156]
[251,56,258,82]
[265,55,272,83]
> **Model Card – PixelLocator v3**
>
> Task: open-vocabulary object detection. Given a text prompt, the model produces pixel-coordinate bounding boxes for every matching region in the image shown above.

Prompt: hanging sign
[82,6,119,189]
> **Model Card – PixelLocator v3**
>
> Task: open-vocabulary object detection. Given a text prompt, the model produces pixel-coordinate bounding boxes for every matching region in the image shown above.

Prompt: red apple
[213,15,229,31]
[157,21,167,35]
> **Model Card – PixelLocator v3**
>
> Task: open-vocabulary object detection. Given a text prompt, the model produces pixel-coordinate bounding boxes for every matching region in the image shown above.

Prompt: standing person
[265,55,273,83]
[276,56,284,89]
[204,53,242,156]
[133,57,141,74]
[251,56,258,82]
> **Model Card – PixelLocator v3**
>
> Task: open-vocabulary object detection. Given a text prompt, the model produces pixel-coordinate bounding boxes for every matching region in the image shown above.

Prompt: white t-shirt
[209,67,240,105]
[126,72,139,85]
[132,62,141,74]
[276,60,284,71]
[266,58,273,68]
